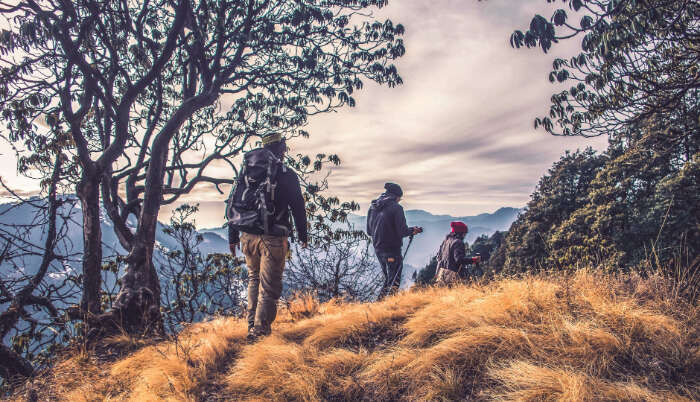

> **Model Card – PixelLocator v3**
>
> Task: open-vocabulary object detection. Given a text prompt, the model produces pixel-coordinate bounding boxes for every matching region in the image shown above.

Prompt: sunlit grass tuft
[16,270,700,401]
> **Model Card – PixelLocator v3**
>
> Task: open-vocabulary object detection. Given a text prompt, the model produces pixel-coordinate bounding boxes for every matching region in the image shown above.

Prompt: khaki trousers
[435,267,461,286]
[241,232,289,335]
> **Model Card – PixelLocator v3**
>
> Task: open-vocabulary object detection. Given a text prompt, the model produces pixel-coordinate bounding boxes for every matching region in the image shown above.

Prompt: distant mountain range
[0,196,229,282]
[1,197,520,288]
[345,207,520,271]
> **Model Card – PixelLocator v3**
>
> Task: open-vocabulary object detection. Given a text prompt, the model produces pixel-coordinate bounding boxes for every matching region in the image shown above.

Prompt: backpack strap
[259,189,270,234]
[241,175,251,201]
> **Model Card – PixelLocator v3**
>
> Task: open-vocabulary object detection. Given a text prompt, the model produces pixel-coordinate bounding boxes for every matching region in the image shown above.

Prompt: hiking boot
[246,328,259,344]
[247,326,272,344]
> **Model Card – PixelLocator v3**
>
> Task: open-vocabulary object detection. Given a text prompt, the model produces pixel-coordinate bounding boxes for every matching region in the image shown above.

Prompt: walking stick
[402,234,414,260]
[383,234,414,297]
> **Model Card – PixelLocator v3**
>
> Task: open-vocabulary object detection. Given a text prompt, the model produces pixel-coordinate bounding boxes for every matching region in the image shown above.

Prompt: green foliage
[499,149,607,273]
[512,0,698,138]
[549,120,700,271]
[414,256,438,286]
[498,0,700,279]
[470,232,504,262]
[471,231,506,272]
[497,119,699,275]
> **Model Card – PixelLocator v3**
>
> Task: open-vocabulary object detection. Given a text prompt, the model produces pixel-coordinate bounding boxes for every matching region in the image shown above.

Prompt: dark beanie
[384,182,403,197]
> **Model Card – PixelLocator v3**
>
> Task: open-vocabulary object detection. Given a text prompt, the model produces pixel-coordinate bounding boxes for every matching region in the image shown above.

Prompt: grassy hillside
[11,271,699,401]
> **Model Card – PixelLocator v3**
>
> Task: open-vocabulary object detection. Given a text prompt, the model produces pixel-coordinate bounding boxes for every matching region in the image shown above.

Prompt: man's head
[262,133,287,159]
[450,221,468,240]
[384,182,403,200]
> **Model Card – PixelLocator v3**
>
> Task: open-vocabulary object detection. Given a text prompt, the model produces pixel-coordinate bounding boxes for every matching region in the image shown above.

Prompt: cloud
[282,0,608,220]
[0,188,39,199]
[1,0,609,229]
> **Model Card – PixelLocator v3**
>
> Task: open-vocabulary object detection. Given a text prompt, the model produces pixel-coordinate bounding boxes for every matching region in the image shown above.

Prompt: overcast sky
[284,0,607,222]
[1,0,608,228]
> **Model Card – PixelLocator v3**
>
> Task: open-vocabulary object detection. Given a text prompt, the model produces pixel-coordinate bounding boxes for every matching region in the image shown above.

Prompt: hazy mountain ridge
[1,198,519,289]
[0,197,229,281]
[347,206,520,269]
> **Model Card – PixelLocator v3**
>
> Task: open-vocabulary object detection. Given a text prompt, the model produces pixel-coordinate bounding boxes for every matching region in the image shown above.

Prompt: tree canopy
[0,0,406,334]
[497,0,699,280]
[511,0,698,138]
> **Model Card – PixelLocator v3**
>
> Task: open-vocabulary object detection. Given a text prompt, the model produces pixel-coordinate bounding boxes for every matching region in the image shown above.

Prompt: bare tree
[0,0,406,334]
[283,160,381,301]
[156,204,247,333]
[286,229,380,302]
[0,158,82,386]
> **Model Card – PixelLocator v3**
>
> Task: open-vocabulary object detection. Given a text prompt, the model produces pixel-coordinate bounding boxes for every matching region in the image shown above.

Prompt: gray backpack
[225,148,289,236]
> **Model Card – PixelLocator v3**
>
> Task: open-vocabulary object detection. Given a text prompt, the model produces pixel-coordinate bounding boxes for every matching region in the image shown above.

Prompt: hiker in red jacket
[435,221,481,285]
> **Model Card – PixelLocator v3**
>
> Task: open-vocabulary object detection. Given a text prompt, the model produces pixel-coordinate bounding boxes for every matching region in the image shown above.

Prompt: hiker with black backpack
[435,221,481,286]
[367,183,423,299]
[227,133,307,342]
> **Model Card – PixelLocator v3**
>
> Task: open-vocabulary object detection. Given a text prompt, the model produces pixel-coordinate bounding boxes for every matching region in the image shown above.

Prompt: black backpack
[226,148,289,236]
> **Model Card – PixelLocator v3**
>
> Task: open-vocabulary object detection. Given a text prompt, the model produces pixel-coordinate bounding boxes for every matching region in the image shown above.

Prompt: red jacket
[437,234,479,272]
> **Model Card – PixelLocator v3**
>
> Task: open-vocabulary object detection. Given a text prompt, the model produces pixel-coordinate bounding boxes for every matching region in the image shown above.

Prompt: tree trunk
[109,151,168,335]
[109,238,163,335]
[0,343,33,382]
[102,95,216,335]
[77,171,103,317]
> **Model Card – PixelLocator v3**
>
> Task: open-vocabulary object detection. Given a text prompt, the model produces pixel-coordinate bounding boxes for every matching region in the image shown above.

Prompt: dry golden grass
[18,317,249,402]
[224,270,699,401]
[11,270,700,401]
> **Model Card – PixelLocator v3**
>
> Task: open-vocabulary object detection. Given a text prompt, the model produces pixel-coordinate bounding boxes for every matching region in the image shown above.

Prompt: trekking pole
[402,234,414,260]
[383,234,414,297]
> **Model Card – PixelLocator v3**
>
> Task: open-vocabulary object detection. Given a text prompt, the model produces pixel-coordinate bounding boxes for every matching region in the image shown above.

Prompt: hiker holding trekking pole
[227,133,308,343]
[435,221,481,286]
[367,183,423,299]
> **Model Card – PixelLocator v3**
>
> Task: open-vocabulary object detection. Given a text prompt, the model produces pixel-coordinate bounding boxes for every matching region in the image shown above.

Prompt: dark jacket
[437,233,471,273]
[366,193,413,255]
[228,167,308,244]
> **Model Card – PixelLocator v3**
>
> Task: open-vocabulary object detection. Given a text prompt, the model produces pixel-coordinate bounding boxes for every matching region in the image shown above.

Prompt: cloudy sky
[1,0,608,228]
[280,0,607,223]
